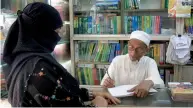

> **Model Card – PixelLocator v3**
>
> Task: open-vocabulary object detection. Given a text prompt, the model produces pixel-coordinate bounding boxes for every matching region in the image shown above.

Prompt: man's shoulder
[113,54,128,62]
[142,56,156,63]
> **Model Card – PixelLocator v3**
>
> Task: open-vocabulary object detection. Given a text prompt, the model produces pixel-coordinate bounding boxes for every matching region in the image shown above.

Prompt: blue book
[109,43,116,63]
[115,43,120,56]
[87,16,92,34]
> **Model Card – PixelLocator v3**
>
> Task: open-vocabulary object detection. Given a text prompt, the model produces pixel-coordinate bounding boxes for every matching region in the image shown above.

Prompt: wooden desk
[80,85,193,107]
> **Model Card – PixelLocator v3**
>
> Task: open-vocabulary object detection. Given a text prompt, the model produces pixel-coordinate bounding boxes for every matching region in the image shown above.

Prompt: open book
[108,85,157,97]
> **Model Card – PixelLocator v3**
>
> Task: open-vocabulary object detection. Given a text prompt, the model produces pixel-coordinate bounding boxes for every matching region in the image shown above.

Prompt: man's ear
[146,46,150,52]
[143,46,150,56]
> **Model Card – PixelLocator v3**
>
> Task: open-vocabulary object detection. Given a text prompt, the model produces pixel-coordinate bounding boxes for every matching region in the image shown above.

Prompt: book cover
[168,82,193,102]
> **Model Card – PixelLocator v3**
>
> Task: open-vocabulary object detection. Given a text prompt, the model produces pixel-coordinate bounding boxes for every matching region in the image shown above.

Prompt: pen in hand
[105,67,112,79]
[104,67,115,87]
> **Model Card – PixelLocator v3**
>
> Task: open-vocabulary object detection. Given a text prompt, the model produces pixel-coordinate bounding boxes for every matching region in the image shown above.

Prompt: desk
[80,85,193,107]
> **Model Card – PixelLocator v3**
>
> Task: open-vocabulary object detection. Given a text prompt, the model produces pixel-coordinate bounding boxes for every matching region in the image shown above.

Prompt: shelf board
[76,61,110,65]
[72,34,172,41]
[76,61,173,68]
[124,9,167,12]
[74,10,121,14]
[158,64,173,68]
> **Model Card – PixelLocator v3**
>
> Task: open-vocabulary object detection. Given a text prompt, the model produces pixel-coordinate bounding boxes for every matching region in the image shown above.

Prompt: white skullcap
[130,30,151,46]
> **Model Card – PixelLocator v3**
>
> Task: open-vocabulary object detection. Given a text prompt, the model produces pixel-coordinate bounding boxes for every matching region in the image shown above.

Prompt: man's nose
[129,50,136,56]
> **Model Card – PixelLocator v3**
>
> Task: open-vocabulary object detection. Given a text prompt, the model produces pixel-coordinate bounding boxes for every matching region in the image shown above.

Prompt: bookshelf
[69,0,193,85]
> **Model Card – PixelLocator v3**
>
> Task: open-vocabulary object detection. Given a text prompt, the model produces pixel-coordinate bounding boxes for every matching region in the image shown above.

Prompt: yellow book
[161,0,165,9]
[153,44,159,64]
[88,43,95,61]
[157,44,160,64]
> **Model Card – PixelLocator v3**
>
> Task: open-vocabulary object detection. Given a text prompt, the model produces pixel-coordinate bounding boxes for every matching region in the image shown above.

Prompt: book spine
[87,16,92,34]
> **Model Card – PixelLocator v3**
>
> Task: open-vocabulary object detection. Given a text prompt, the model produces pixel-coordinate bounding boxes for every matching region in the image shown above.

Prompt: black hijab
[3,2,79,106]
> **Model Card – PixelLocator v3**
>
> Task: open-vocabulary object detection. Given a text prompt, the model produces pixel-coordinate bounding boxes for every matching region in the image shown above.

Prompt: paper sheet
[108,85,157,97]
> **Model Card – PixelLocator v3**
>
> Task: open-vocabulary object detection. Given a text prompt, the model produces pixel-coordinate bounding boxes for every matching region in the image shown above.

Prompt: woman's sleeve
[26,60,91,107]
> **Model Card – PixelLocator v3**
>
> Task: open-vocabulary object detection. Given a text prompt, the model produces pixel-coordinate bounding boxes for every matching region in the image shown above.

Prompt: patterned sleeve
[26,60,93,107]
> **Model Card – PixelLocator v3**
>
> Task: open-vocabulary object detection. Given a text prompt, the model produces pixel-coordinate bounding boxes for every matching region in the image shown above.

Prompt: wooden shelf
[73,34,193,41]
[158,64,173,68]
[74,10,121,14]
[124,9,167,12]
[76,61,173,68]
[72,34,172,41]
[76,61,110,65]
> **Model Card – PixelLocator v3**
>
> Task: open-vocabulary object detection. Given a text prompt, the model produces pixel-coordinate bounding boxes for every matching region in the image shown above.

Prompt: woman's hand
[93,92,121,105]
[91,96,108,107]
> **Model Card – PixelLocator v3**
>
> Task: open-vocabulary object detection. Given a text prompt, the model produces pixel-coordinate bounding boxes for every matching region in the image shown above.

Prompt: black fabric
[21,60,88,107]
[2,2,83,107]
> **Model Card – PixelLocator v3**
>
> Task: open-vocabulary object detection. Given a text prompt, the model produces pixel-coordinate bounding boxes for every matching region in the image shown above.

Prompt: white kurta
[101,54,165,88]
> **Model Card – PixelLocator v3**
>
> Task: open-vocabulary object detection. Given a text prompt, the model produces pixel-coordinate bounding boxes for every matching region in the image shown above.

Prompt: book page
[108,85,157,98]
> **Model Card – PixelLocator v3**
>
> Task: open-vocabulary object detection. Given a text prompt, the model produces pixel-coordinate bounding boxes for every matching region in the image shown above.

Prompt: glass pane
[50,0,70,62]
[50,0,69,21]
[50,0,70,43]
[73,0,121,34]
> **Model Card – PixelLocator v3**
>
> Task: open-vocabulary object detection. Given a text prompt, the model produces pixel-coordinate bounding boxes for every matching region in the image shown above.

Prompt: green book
[113,16,117,34]
[104,44,110,62]
[83,17,88,34]
[124,16,128,34]
[91,43,98,61]
[74,17,78,34]
[77,68,82,84]
[89,68,93,85]
[87,43,95,61]
[165,0,168,9]
[101,43,107,62]
[80,67,85,84]
[98,68,102,82]
[84,67,88,85]
[85,42,90,61]
[94,43,103,62]
[78,17,82,34]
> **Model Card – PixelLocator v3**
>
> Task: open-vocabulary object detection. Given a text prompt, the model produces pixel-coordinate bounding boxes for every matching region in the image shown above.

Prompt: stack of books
[74,14,121,34]
[168,82,193,102]
[75,41,121,63]
[124,16,162,34]
[77,64,108,85]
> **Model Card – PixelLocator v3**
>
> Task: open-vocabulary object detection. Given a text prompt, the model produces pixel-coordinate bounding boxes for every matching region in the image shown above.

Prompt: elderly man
[101,30,164,98]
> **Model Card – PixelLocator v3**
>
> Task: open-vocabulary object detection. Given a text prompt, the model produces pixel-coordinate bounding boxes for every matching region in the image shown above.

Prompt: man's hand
[92,96,108,107]
[102,77,115,88]
[127,80,154,98]
[93,92,121,105]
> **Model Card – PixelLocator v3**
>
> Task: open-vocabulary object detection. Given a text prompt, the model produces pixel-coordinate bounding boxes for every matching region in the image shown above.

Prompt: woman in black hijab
[2,2,120,107]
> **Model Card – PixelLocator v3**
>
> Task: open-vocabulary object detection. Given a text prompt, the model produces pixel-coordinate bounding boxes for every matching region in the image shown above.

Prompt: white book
[108,85,158,98]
